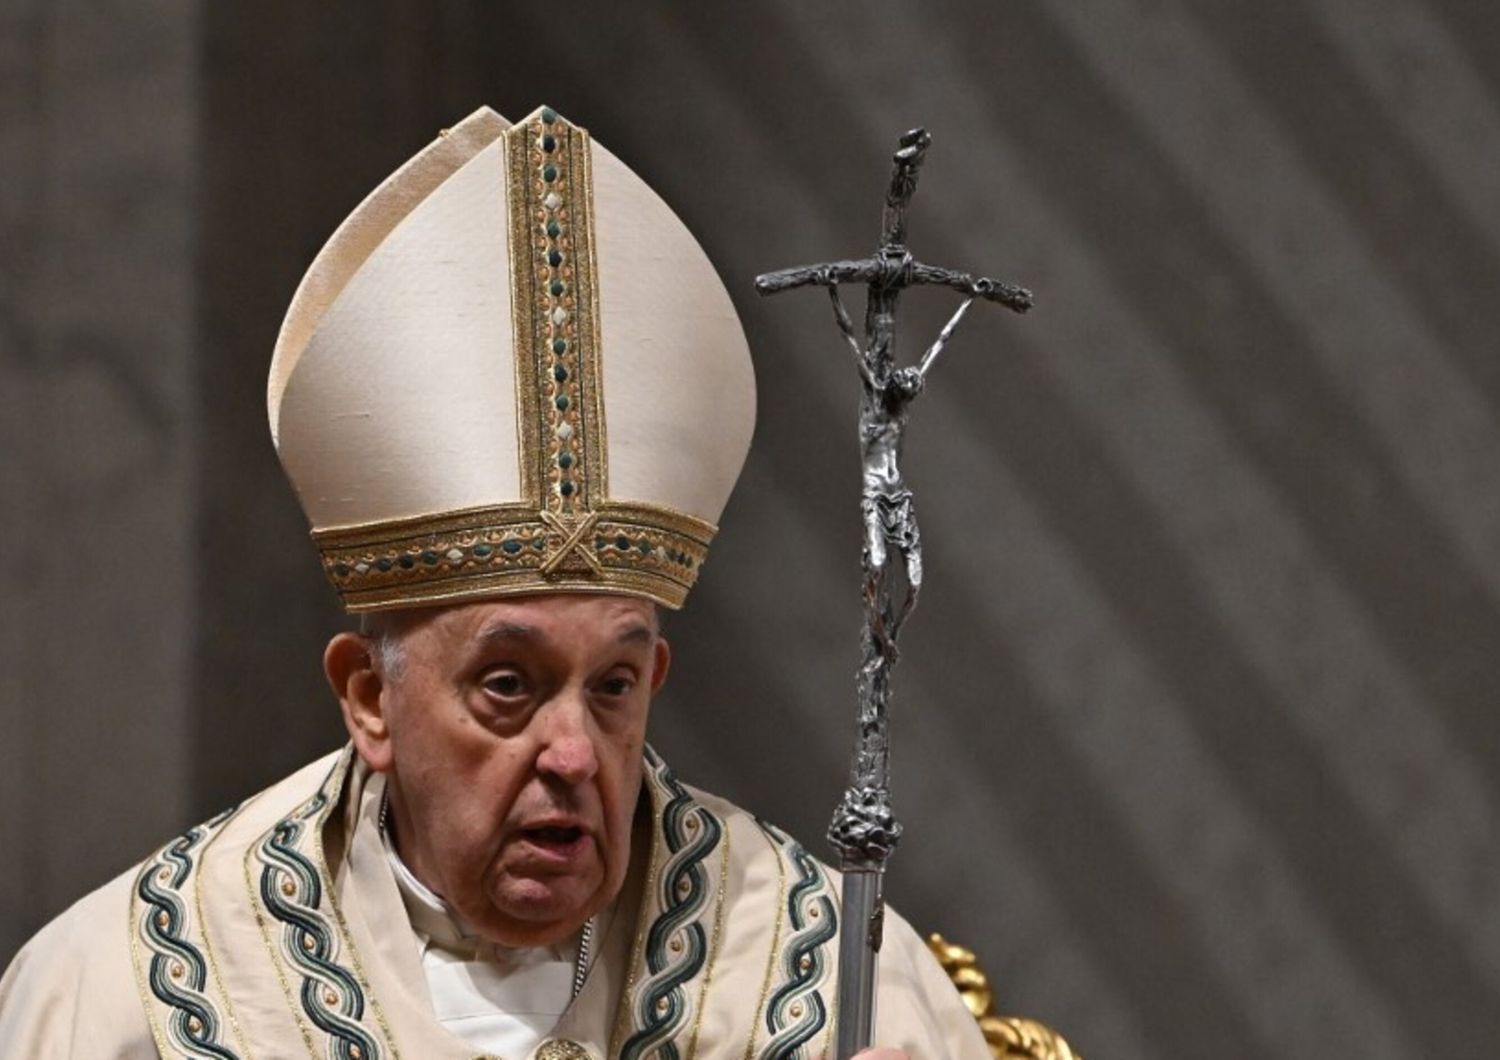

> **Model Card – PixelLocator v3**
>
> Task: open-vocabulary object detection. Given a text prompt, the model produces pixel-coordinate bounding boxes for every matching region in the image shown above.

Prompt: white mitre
[268,105,756,611]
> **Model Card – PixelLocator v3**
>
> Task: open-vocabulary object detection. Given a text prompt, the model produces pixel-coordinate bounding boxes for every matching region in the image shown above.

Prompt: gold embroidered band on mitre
[311,107,718,612]
[314,501,713,612]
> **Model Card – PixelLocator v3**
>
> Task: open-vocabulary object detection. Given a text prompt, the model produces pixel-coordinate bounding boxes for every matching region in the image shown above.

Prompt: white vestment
[0,746,989,1058]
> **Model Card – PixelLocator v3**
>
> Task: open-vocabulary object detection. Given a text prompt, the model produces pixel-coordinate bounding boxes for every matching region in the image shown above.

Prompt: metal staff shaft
[835,867,884,1055]
[756,126,1031,1060]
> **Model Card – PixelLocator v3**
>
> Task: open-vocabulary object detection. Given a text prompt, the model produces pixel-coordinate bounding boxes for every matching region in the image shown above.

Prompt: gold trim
[503,109,606,520]
[685,823,732,1058]
[741,827,789,1060]
[539,511,604,576]
[504,126,537,504]
[194,809,255,1060]
[542,119,580,513]
[536,1040,591,1060]
[241,840,321,1058]
[308,759,402,1058]
[126,887,175,1059]
[242,753,397,1060]
[314,500,715,612]
[574,119,609,509]
[509,116,542,505]
[313,497,716,541]
[610,783,665,1054]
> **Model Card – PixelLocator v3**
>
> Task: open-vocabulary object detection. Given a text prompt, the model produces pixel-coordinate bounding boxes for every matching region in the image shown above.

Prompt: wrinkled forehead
[362,592,662,645]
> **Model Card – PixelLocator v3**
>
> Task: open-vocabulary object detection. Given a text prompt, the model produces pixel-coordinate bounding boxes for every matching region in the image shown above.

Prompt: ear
[649,635,671,695]
[324,632,394,772]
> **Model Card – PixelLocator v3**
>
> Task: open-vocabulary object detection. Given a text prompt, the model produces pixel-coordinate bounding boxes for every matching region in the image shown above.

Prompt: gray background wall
[4,2,1499,1056]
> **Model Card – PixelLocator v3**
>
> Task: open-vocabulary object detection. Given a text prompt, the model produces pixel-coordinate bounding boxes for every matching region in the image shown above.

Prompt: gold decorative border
[741,827,789,1060]
[240,846,321,1059]
[575,127,608,511]
[194,809,255,1059]
[685,829,732,1057]
[505,107,608,517]
[611,753,669,1054]
[242,751,399,1060]
[313,501,715,612]
[506,116,544,505]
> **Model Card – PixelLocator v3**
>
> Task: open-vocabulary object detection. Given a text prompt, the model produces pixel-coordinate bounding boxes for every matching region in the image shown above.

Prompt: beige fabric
[268,105,756,612]
[0,748,988,1058]
[268,107,511,437]
[590,133,756,519]
[276,134,523,525]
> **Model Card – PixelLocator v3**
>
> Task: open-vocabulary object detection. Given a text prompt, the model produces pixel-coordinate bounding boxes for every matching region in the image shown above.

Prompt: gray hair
[358,611,408,681]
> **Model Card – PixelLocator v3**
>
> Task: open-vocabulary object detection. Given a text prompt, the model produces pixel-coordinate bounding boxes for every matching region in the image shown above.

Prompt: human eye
[595,668,637,699]
[479,667,531,703]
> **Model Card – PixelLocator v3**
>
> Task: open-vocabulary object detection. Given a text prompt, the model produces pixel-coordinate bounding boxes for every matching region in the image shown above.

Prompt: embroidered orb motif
[536,1040,590,1060]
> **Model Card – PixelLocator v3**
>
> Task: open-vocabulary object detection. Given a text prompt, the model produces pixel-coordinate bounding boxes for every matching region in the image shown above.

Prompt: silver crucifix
[755,127,1033,1060]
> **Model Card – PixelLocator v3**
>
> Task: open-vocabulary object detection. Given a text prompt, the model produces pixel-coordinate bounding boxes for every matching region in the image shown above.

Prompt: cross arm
[907,262,1035,313]
[754,259,882,296]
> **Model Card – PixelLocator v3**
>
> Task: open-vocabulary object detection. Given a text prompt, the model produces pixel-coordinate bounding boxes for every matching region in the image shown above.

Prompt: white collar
[377,794,612,982]
[379,811,573,963]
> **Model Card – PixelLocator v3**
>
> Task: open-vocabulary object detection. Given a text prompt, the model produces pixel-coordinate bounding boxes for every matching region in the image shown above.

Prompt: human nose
[534,689,599,784]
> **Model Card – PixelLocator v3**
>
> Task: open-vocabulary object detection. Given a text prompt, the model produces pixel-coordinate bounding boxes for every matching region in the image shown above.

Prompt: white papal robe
[0,746,989,1058]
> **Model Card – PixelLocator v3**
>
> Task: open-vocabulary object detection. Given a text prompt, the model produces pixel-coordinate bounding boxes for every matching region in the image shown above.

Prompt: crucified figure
[757,127,1032,1059]
[757,127,1032,859]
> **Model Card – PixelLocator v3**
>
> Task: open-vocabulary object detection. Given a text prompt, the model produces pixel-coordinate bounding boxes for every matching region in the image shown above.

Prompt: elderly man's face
[329,594,667,948]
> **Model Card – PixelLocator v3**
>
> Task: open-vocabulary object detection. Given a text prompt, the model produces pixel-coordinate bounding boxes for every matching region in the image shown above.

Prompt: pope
[0,104,989,1059]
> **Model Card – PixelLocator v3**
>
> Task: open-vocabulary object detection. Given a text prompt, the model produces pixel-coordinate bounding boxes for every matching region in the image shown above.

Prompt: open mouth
[525,825,584,845]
